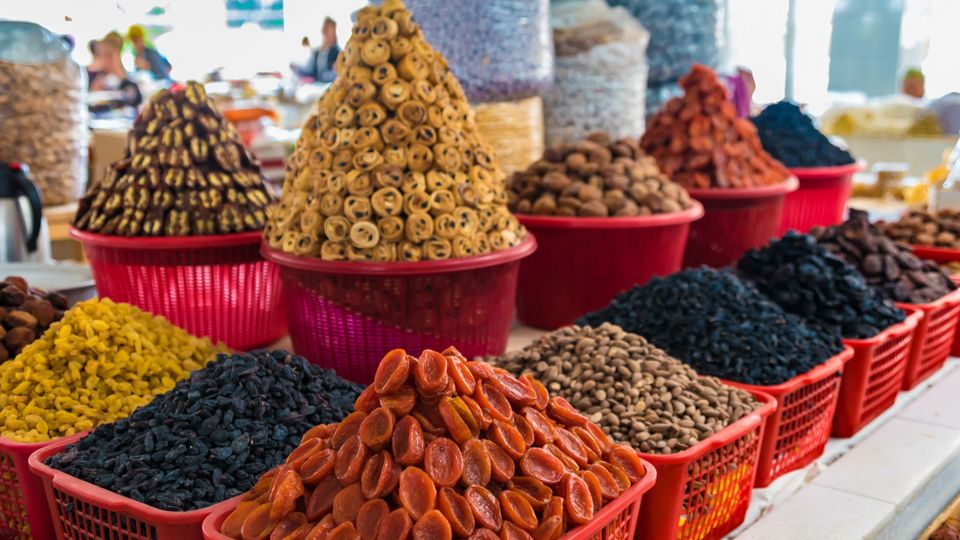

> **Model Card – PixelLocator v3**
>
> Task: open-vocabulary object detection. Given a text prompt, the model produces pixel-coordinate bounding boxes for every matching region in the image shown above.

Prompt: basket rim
[787,161,864,179]
[896,285,960,313]
[28,434,242,524]
[912,244,960,263]
[262,232,537,275]
[515,199,704,230]
[842,309,922,347]
[69,228,263,250]
[686,176,798,200]
[721,345,853,395]
[639,391,777,465]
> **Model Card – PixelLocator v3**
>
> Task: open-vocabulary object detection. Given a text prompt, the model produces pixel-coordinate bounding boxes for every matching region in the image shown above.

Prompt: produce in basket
[264,0,525,261]
[490,323,759,454]
[0,275,67,362]
[0,298,221,442]
[640,64,790,189]
[46,350,363,511]
[507,132,691,217]
[73,81,274,236]
[877,209,960,248]
[217,346,647,539]
[750,101,855,168]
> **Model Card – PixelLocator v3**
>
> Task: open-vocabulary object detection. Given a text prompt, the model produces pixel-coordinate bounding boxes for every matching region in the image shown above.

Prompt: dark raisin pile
[46,349,363,511]
[750,101,855,168]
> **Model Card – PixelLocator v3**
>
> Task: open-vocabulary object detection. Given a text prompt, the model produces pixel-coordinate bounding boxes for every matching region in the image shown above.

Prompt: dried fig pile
[640,64,789,189]
[877,209,960,248]
[0,276,66,362]
[264,0,525,261]
[507,132,692,217]
[73,81,273,236]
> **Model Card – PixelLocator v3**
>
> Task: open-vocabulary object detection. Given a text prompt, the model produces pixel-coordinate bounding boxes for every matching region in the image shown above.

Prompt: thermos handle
[12,166,42,252]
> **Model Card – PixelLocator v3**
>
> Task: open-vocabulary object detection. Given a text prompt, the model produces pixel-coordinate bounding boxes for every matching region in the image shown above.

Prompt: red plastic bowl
[684,178,798,268]
[70,229,286,350]
[515,201,704,329]
[780,162,862,234]
[264,235,537,384]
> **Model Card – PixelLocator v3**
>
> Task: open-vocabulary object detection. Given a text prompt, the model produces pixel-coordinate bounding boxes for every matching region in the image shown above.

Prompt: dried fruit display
[507,132,691,217]
[0,275,67,362]
[73,81,274,236]
[877,209,960,248]
[640,64,790,189]
[750,101,855,168]
[264,0,525,261]
[218,347,646,539]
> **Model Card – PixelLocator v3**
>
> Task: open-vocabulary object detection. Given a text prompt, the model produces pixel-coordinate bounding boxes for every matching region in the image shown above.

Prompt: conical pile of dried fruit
[264,0,525,261]
[218,347,647,539]
[640,64,790,189]
[73,81,273,236]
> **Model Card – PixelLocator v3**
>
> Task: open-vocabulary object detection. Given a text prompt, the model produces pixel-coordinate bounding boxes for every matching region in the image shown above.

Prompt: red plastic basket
[0,436,74,540]
[264,235,536,384]
[833,311,921,437]
[897,286,960,391]
[636,392,776,540]
[911,249,960,357]
[683,178,798,268]
[779,162,861,234]
[70,228,286,351]
[515,202,704,329]
[28,436,241,540]
[202,457,657,540]
[723,347,851,488]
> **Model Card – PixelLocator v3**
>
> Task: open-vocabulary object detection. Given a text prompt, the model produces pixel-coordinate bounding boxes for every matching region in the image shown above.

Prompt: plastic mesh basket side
[898,288,960,390]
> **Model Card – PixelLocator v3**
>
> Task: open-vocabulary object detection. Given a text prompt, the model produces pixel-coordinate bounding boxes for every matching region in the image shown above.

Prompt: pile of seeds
[812,209,957,304]
[750,101,855,168]
[641,64,790,189]
[0,298,221,442]
[507,132,692,217]
[737,232,905,339]
[877,209,960,248]
[218,347,646,539]
[578,268,844,385]
[73,81,274,236]
[265,0,525,261]
[47,349,363,511]
[0,276,67,362]
[491,323,759,454]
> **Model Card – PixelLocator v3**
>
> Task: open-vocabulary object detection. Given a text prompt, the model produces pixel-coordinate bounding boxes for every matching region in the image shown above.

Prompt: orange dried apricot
[301,424,338,445]
[553,430,589,468]
[300,448,336,485]
[513,415,535,447]
[584,423,613,454]
[598,461,631,491]
[588,464,621,501]
[562,474,594,525]
[438,487,476,537]
[465,485,502,532]
[271,470,305,520]
[572,427,602,462]
[245,468,279,503]
[336,435,372,484]
[608,446,646,483]
[374,349,410,395]
[304,515,336,540]
[306,475,341,521]
[332,483,366,524]
[498,490,538,532]
[461,439,492,487]
[359,407,396,450]
[499,522,534,540]
[519,448,565,486]
[542,497,565,533]
[520,408,555,446]
[415,350,450,395]
[424,437,464,487]
[466,361,498,383]
[413,509,453,540]
[326,522,361,540]
[222,501,258,537]
[399,466,437,520]
[483,439,516,483]
[357,499,390,540]
[445,350,477,395]
[438,396,477,444]
[380,385,417,416]
[488,420,526,460]
[461,395,492,430]
[543,444,578,472]
[531,516,562,540]
[520,375,549,411]
[362,450,401,499]
[331,412,367,450]
[376,509,413,540]
[474,382,513,423]
[242,502,278,540]
[280,522,312,540]
[355,386,382,414]
[271,512,308,540]
[493,373,536,407]
[393,415,426,465]
[287,438,324,472]
[468,530,500,540]
[579,470,602,509]
[506,477,551,512]
[546,397,588,427]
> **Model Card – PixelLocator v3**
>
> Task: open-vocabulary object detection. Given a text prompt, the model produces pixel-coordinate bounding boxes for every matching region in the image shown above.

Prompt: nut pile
[641,64,790,189]
[877,209,960,248]
[73,81,274,236]
[218,347,646,540]
[265,0,525,261]
[0,298,221,442]
[579,268,844,385]
[738,232,905,339]
[812,210,957,304]
[0,276,67,362]
[750,101,855,168]
[491,323,759,454]
[507,132,692,217]
[48,350,363,511]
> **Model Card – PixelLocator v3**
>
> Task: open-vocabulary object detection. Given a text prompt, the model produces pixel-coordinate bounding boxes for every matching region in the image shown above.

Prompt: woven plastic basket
[897,287,960,390]
[779,162,861,234]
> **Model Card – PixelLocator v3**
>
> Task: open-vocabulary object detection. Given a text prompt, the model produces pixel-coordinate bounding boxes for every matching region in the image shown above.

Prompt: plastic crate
[28,436,240,540]
[897,287,960,390]
[911,250,960,357]
[833,311,921,437]
[70,229,286,351]
[779,162,861,234]
[724,348,851,488]
[636,393,776,540]
[515,202,703,329]
[264,235,537,384]
[0,435,73,540]
[202,457,657,540]
[683,178,798,268]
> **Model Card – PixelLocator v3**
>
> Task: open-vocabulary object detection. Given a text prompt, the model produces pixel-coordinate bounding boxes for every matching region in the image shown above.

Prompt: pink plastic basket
[779,162,861,234]
[0,436,76,540]
[70,229,286,351]
[264,235,536,384]
[897,286,960,390]
[28,436,240,540]
[515,202,703,329]
[684,178,798,268]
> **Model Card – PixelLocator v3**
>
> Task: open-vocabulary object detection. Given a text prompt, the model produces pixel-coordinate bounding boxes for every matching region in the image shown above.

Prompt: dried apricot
[579,470,602,509]
[520,408,555,446]
[393,416,426,466]
[506,477,551,511]
[336,435,372,484]
[588,464,621,500]
[445,350,477,395]
[399,466,437,520]
[332,412,367,450]
[438,487,476,537]
[415,350,450,395]
[608,446,645,483]
[377,509,413,540]
[468,530,500,540]
[598,461,631,491]
[380,385,417,416]
[543,444,578,472]
[584,423,613,454]
[332,483,366,524]
[374,349,410,395]
[301,424,338,445]
[513,415,535,447]
[553,430,589,468]
[271,512,308,540]
[519,448,565,486]
[562,474,594,525]
[498,490,538,532]
[572,427,602,462]
[304,515,337,540]
[300,449,336,485]
[361,450,401,499]
[355,386,382,414]
[287,438,324,472]
[271,470,305,520]
[520,375,549,411]
[438,397,477,444]
[280,522,311,540]
[461,439,492,487]
[222,501,258,538]
[306,475,341,521]
[542,497,564,533]
[499,522,533,540]
[465,485,502,532]
[326,522,361,540]
[531,516,562,540]
[357,498,390,540]
[474,382,513,422]
[466,361,498,382]
[546,397,588,427]
[483,439,516,483]
[461,395,492,430]
[413,399,448,436]
[413,509,453,540]
[493,373,536,407]
[242,503,279,540]
[359,407,396,450]
[269,465,296,502]
[488,420,526,460]
[424,437,464,487]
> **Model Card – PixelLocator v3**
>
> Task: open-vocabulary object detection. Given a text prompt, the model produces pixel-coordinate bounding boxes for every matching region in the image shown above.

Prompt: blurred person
[128,24,172,80]
[902,68,925,99]
[87,32,142,110]
[291,17,340,82]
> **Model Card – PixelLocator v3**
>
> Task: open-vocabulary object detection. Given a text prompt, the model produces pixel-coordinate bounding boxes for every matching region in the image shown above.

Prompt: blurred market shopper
[87,31,142,111]
[902,67,925,99]
[291,16,340,82]
[128,24,172,80]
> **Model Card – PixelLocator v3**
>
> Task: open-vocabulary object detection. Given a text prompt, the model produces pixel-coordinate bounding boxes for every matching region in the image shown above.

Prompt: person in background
[87,32,142,111]
[127,24,172,80]
[902,68,925,99]
[291,17,340,82]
